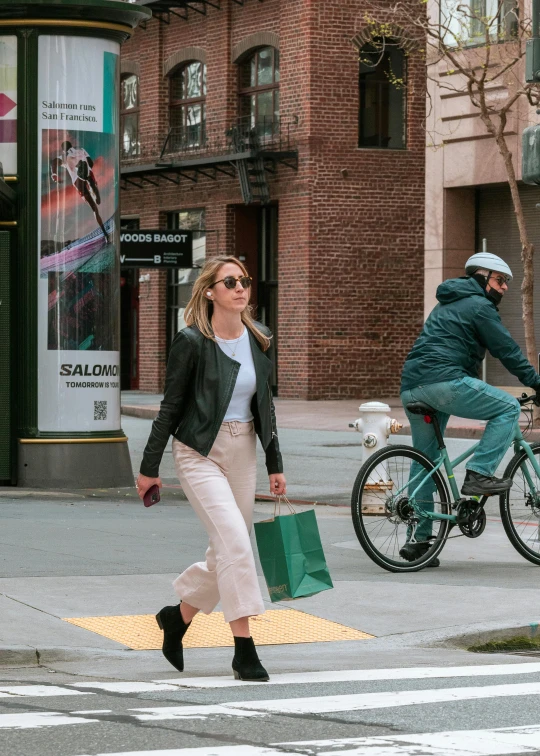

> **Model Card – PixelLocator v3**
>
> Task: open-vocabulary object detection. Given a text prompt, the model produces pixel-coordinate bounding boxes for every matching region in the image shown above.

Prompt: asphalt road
[2,416,540,755]
[3,663,540,755]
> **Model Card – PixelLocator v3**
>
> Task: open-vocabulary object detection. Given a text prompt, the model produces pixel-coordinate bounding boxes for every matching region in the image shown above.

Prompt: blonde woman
[136,255,286,682]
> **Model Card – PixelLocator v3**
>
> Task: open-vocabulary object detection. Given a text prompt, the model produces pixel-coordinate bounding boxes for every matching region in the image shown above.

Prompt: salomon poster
[37,36,121,432]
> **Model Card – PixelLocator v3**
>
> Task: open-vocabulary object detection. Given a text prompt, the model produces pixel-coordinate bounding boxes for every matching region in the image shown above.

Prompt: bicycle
[351,392,540,572]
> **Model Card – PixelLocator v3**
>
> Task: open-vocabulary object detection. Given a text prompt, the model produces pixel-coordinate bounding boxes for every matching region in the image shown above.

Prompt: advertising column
[37,36,121,433]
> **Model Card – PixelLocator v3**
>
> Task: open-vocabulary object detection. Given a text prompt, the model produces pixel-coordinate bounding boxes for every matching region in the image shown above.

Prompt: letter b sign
[154,255,161,264]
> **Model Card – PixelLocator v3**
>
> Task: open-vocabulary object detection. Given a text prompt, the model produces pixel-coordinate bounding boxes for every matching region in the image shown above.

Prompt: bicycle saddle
[406,401,437,416]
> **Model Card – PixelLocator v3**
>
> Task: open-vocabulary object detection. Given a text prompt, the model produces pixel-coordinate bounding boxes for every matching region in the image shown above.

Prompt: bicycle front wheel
[500,443,540,565]
[351,444,451,573]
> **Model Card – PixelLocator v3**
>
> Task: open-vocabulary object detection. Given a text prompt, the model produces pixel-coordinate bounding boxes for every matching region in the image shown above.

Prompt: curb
[0,646,147,667]
[255,493,347,508]
[122,405,159,420]
[437,622,540,651]
[122,406,540,441]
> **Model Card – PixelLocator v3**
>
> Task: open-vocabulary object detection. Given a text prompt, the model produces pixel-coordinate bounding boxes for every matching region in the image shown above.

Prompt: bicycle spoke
[352,445,450,571]
[501,447,540,564]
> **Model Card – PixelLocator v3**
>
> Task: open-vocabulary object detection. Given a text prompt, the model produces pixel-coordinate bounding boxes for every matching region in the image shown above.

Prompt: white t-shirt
[215,327,256,422]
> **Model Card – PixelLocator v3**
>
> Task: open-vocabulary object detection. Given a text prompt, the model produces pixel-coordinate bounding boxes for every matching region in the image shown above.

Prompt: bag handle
[273,494,296,518]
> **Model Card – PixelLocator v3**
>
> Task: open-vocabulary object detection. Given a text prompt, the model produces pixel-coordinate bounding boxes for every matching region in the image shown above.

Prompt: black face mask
[472,272,502,306]
[486,287,503,306]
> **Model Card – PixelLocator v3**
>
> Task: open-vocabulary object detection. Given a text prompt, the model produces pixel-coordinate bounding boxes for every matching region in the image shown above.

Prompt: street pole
[0,1,150,487]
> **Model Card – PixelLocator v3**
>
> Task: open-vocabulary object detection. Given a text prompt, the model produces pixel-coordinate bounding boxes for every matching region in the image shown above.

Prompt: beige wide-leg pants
[171,421,265,623]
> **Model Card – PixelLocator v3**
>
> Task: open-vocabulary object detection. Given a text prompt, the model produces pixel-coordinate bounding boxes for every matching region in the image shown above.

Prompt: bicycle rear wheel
[351,444,451,573]
[500,443,540,566]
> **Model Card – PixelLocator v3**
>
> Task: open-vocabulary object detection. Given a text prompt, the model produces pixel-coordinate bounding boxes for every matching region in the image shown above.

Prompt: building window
[359,42,406,150]
[121,74,140,158]
[239,47,280,138]
[440,0,518,47]
[169,61,206,149]
[167,209,206,344]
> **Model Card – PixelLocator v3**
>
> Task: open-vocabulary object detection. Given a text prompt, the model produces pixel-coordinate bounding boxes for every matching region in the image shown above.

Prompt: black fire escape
[125,1,297,202]
[121,116,298,205]
[137,0,263,25]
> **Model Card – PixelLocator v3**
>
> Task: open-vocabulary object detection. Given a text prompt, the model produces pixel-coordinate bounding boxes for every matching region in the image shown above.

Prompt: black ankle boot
[155,604,191,672]
[232,636,269,681]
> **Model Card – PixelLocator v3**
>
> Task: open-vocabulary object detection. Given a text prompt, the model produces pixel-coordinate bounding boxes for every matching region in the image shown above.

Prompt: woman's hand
[136,473,162,501]
[269,473,286,497]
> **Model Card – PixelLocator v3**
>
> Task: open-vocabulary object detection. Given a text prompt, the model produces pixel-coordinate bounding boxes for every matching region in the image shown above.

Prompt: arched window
[359,42,405,150]
[121,73,140,157]
[169,61,206,149]
[239,47,279,137]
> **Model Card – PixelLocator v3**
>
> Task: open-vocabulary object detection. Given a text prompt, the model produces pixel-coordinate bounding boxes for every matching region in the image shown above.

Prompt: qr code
[94,400,107,421]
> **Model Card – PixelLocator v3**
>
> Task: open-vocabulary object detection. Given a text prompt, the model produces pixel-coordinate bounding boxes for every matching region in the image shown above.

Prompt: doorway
[234,204,279,392]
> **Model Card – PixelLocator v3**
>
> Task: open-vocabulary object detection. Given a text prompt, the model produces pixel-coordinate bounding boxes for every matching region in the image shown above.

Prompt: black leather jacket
[140,323,283,477]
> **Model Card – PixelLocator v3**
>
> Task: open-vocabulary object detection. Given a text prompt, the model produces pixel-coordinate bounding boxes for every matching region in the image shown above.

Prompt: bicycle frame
[401,425,540,524]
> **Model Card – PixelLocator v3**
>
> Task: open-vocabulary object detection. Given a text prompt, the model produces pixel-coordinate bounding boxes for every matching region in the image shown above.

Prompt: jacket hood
[436,276,486,305]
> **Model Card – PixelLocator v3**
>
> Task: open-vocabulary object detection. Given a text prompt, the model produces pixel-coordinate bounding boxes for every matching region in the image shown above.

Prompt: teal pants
[400,377,520,541]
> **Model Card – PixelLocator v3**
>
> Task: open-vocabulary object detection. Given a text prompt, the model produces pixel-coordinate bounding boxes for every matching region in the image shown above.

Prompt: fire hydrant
[349,402,403,514]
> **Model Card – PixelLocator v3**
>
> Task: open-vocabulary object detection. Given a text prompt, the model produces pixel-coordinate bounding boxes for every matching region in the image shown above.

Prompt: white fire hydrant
[349,402,403,514]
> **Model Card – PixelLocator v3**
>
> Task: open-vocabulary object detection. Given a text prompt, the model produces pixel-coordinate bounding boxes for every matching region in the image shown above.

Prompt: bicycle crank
[456,498,487,538]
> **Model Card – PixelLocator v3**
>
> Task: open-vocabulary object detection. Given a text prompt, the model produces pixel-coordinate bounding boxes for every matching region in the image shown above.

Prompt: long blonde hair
[184,255,271,351]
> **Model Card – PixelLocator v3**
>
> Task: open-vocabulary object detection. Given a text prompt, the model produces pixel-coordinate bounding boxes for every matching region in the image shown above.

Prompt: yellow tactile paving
[63,609,373,650]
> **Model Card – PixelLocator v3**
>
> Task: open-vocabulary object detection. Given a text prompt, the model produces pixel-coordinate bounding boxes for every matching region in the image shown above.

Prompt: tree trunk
[490,127,539,421]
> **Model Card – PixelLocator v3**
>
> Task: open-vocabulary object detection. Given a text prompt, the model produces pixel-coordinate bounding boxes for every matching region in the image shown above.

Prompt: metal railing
[120,115,297,166]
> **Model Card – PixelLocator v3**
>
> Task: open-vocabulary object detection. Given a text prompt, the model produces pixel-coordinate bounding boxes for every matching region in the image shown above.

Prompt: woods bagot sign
[120,229,193,268]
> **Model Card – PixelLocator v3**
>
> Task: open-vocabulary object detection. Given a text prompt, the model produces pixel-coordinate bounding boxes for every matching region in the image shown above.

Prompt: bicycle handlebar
[519,392,540,406]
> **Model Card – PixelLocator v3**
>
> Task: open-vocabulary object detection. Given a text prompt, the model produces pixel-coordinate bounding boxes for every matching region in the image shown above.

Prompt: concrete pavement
[3,411,540,754]
[1,414,540,674]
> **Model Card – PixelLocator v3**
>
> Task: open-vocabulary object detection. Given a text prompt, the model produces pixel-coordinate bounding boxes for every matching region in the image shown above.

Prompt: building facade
[426,0,540,388]
[119,0,426,399]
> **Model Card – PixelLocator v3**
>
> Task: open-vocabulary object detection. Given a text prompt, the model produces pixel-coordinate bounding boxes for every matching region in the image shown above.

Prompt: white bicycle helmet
[465,252,513,281]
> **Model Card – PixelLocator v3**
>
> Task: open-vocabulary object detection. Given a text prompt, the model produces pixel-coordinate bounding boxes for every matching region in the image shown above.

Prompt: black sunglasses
[210,275,252,290]
[490,274,510,287]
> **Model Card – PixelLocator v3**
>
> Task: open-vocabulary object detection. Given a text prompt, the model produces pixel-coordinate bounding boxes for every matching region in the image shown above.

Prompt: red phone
[143,484,161,508]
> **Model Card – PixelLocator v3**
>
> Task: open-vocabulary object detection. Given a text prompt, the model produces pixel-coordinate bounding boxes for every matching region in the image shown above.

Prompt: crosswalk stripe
[77,749,279,756]
[131,704,263,721]
[130,681,540,720]
[286,724,540,755]
[71,725,540,756]
[71,682,180,694]
[152,661,540,689]
[0,712,97,729]
[0,685,91,698]
[4,680,540,730]
[0,662,536,699]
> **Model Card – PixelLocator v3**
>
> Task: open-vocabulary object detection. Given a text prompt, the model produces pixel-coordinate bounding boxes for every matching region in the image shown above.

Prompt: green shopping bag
[254,498,333,602]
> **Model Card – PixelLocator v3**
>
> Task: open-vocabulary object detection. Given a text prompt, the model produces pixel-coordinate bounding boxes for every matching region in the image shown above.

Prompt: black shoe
[232,636,269,681]
[399,541,440,568]
[461,470,512,496]
[155,604,191,672]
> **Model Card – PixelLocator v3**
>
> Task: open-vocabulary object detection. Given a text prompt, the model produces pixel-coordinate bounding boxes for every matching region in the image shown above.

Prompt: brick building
[119,0,426,399]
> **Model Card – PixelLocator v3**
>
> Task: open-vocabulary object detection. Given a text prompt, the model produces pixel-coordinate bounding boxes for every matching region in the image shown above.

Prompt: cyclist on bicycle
[399,252,540,564]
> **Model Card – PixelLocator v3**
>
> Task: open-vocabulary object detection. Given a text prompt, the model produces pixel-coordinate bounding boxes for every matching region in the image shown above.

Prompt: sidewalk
[122,389,540,439]
[2,398,540,675]
[2,493,540,677]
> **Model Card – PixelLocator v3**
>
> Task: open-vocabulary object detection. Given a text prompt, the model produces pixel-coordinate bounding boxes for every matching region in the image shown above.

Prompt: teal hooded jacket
[401,277,540,392]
